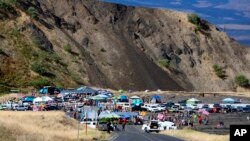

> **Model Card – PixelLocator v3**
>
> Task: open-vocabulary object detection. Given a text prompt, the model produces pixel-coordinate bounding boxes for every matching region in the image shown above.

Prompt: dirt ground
[192,113,250,135]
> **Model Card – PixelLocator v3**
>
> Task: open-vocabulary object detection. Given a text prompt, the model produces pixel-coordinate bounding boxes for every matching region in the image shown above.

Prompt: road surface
[110,125,183,141]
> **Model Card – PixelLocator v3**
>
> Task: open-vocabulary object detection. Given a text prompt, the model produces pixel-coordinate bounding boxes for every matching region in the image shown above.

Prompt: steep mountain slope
[0,0,249,92]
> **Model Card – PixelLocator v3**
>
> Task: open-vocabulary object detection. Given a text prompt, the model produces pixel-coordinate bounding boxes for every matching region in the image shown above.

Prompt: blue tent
[118,95,127,100]
[151,95,161,100]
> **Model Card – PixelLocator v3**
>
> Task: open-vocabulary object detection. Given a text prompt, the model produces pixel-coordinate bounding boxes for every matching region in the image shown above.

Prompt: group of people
[106,118,127,133]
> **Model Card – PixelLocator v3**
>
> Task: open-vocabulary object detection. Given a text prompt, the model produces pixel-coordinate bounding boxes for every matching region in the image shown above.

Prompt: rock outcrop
[0,0,250,92]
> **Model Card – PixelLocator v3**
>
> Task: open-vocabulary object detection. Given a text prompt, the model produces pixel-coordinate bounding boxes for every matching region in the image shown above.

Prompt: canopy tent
[187,98,200,105]
[97,94,110,99]
[222,98,235,104]
[130,96,140,99]
[41,96,53,102]
[198,109,209,116]
[151,95,161,103]
[60,90,77,96]
[129,96,142,106]
[151,95,161,100]
[33,97,43,103]
[22,96,35,103]
[118,95,127,100]
[99,111,120,118]
[90,95,106,100]
[96,90,113,97]
[77,86,96,94]
[118,95,128,102]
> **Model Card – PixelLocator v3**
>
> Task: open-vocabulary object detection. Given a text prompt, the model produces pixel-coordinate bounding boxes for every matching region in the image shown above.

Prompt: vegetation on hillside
[26,6,37,18]
[235,75,249,87]
[158,59,170,68]
[213,64,226,79]
[188,14,202,33]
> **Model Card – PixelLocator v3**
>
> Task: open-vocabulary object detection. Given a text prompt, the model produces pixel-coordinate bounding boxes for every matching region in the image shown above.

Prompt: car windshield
[152,106,157,108]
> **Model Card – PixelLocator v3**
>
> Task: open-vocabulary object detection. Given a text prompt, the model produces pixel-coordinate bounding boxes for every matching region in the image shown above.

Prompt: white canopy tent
[33,97,43,104]
[41,96,53,102]
[130,96,140,99]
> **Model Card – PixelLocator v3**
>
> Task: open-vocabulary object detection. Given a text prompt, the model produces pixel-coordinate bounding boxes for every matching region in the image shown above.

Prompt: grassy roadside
[0,111,109,141]
[161,129,229,141]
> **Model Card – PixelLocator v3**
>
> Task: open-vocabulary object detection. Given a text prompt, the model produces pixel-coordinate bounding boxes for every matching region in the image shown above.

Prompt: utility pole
[85,110,88,135]
[76,101,80,141]
[77,113,80,141]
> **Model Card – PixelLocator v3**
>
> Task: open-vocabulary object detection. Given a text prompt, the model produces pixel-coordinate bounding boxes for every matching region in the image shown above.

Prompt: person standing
[122,118,127,131]
[107,121,111,134]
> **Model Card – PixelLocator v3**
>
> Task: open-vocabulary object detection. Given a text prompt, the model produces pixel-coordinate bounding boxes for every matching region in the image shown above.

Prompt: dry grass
[0,93,19,103]
[0,111,109,141]
[161,129,229,141]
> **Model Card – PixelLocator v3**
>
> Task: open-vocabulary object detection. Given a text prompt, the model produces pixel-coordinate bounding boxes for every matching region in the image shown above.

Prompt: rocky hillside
[0,0,250,92]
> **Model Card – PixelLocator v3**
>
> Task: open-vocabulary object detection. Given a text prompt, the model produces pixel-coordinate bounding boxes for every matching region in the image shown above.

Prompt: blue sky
[101,0,250,46]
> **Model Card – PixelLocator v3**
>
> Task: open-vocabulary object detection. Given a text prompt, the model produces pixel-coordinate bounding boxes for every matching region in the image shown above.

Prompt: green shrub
[158,59,170,68]
[29,78,51,88]
[64,44,72,53]
[100,48,106,52]
[10,28,20,37]
[213,64,226,79]
[195,24,202,33]
[188,14,203,33]
[0,1,12,10]
[235,75,249,87]
[31,62,47,75]
[188,14,201,25]
[51,53,61,63]
[0,1,17,14]
[0,48,5,54]
[27,7,37,18]
[32,36,40,46]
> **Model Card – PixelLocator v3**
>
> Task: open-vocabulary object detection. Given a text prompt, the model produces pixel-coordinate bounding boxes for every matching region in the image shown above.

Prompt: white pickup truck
[142,120,160,133]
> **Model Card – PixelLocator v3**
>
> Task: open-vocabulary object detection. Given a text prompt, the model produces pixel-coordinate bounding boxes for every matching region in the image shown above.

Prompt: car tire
[156,131,159,133]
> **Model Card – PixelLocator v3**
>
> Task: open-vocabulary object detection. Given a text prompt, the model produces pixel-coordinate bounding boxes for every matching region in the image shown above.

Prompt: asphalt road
[110,125,183,141]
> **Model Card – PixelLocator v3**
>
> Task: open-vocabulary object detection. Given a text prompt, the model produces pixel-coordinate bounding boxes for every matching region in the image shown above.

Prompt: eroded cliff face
[0,0,249,92]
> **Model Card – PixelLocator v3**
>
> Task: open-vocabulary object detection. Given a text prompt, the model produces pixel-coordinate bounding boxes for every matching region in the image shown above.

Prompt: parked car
[202,104,211,112]
[142,120,160,133]
[237,106,244,112]
[132,106,147,111]
[157,105,167,111]
[15,105,28,111]
[169,105,180,112]
[213,103,222,112]
[164,102,175,109]
[242,107,250,113]
[159,121,177,130]
[44,105,59,111]
[147,105,160,112]
[179,103,186,110]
